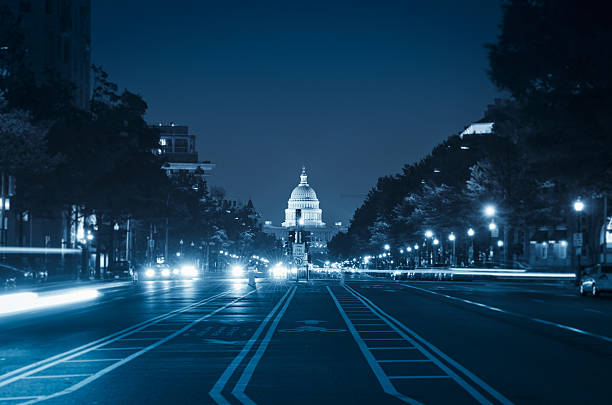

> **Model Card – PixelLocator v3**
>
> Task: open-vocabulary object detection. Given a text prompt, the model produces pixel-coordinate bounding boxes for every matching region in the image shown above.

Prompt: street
[0,277,610,404]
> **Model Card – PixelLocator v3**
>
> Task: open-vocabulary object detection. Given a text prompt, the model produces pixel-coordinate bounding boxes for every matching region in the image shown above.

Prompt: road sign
[292,243,305,256]
[293,256,304,266]
[573,233,583,247]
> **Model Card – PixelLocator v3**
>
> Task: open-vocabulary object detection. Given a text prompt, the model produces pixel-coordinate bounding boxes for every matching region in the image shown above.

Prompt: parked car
[579,264,612,296]
[105,261,134,279]
[133,263,172,282]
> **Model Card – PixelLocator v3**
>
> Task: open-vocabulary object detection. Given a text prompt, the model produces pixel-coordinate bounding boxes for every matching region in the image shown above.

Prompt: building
[282,167,325,228]
[1,0,92,109]
[155,123,215,180]
[264,167,344,263]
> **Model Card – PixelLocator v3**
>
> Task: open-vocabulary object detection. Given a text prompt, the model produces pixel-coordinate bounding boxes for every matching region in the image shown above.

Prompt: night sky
[92,0,501,226]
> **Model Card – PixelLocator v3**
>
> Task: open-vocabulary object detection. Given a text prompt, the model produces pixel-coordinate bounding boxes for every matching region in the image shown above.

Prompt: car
[0,264,47,290]
[134,263,173,282]
[104,261,134,280]
[579,264,612,296]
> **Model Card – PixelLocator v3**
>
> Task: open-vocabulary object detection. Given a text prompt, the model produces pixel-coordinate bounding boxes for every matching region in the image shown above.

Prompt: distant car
[105,261,134,280]
[134,263,173,282]
[0,264,47,290]
[579,265,612,296]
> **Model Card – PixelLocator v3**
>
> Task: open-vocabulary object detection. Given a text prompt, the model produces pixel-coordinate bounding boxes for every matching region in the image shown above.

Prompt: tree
[486,0,612,194]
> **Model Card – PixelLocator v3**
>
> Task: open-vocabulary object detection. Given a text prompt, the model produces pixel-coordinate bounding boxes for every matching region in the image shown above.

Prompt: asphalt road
[0,276,610,404]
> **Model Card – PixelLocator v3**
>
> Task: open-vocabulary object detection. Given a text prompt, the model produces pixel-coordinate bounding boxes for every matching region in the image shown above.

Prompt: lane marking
[400,283,612,344]
[24,374,91,379]
[328,287,423,405]
[390,375,451,380]
[0,397,41,401]
[209,287,295,405]
[94,347,146,351]
[379,360,431,363]
[232,287,297,405]
[65,359,122,363]
[347,284,513,405]
[0,288,229,384]
[22,289,259,404]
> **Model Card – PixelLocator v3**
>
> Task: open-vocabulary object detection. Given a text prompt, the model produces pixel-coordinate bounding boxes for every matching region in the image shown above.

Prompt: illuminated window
[536,243,548,260]
[554,242,567,260]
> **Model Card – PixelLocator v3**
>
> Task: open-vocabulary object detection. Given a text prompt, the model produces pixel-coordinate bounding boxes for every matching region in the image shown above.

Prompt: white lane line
[0,396,41,401]
[65,359,123,363]
[327,286,423,405]
[22,289,259,405]
[368,347,416,350]
[94,347,145,351]
[379,360,431,363]
[231,287,297,405]
[24,374,92,379]
[209,287,295,405]
[0,289,230,384]
[401,283,612,344]
[390,375,451,380]
[348,284,512,405]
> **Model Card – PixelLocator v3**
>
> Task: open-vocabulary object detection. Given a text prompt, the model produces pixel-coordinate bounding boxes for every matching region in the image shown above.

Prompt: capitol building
[263,167,344,254]
[282,167,325,228]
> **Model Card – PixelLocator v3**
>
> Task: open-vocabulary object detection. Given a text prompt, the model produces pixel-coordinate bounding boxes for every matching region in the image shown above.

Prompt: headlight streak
[0,289,100,316]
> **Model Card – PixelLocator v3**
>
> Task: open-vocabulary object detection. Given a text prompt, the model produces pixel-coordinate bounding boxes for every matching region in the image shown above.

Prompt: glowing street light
[384,244,390,251]
[425,230,433,238]
[484,205,496,217]
[406,247,412,252]
[448,233,456,242]
[467,228,475,237]
[449,233,456,266]
[399,249,404,254]
[573,199,584,212]
[413,244,419,250]
[433,239,439,245]
[488,222,497,231]
[497,240,504,247]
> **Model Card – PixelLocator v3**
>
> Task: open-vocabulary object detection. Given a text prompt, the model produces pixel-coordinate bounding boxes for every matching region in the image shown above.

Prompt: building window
[554,242,567,260]
[175,139,188,153]
[536,243,548,260]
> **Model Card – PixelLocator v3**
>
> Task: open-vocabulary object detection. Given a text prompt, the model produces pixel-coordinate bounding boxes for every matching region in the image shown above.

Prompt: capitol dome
[289,172,318,201]
[282,167,325,228]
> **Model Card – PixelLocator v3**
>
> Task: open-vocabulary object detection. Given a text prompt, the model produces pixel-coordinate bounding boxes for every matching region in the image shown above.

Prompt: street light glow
[489,222,497,231]
[384,244,390,251]
[407,247,412,252]
[448,233,456,241]
[573,199,584,212]
[414,244,419,250]
[484,205,496,217]
[497,240,504,247]
[467,228,475,237]
[425,230,433,238]
[433,239,439,245]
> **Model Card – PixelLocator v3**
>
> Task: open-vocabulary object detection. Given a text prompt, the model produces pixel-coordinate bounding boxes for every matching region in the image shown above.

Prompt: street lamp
[488,222,497,231]
[425,230,433,238]
[484,205,496,218]
[574,198,585,280]
[384,244,390,251]
[467,228,475,266]
[448,233,456,266]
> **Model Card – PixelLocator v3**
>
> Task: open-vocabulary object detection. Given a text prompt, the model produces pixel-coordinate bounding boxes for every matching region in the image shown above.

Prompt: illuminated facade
[282,167,325,228]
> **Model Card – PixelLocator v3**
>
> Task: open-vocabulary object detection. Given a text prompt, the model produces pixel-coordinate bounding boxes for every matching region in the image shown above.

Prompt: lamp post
[574,199,585,281]
[448,233,456,266]
[424,230,433,266]
[467,228,475,266]
[432,238,439,264]
[484,205,497,264]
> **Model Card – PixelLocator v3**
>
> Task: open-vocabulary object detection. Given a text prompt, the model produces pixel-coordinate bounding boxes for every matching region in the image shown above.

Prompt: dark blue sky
[92,0,502,225]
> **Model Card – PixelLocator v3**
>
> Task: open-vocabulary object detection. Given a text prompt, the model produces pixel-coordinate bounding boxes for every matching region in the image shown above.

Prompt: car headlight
[181,265,197,277]
[173,268,180,275]
[231,265,244,277]
[144,268,155,278]
[161,269,171,277]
